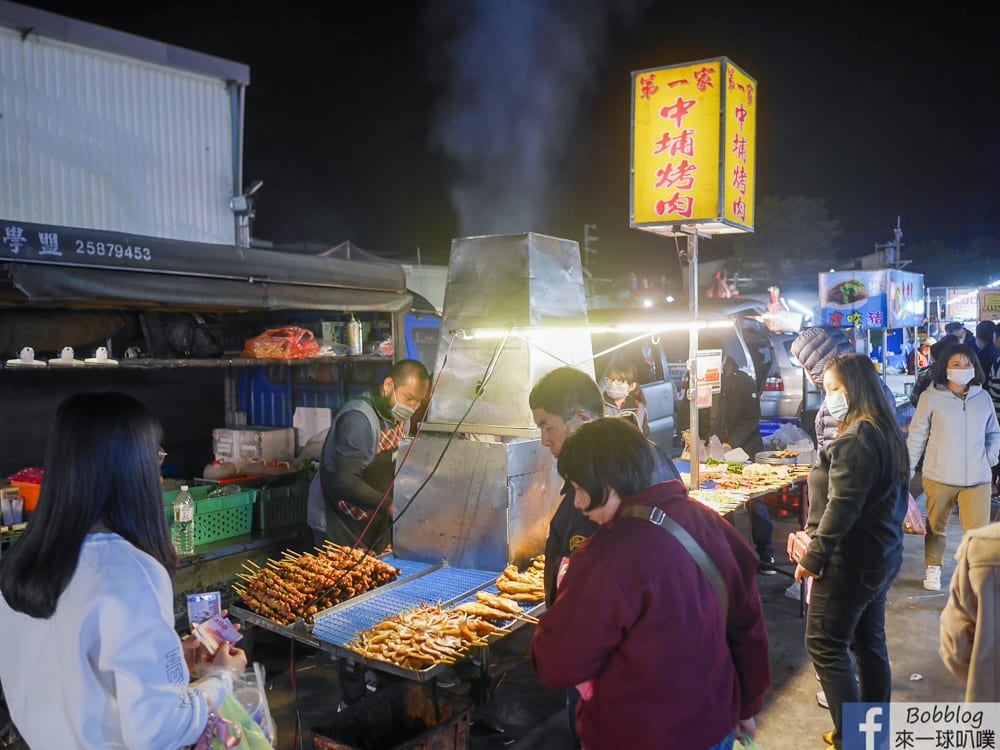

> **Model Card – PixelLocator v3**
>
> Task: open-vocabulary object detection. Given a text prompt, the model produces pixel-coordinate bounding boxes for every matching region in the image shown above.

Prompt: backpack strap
[619,504,728,621]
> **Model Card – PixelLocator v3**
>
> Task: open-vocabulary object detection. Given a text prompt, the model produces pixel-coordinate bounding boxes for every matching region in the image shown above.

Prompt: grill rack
[232,556,544,681]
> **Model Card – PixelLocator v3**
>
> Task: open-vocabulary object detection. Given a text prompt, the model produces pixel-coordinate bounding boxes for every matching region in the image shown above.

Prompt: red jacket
[531,480,770,750]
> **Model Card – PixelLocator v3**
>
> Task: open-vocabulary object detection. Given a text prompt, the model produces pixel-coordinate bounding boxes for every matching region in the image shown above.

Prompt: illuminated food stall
[819,269,925,377]
[232,232,589,684]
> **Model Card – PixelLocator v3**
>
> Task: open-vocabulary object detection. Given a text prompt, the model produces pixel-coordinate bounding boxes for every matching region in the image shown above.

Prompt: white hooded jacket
[907,383,1000,487]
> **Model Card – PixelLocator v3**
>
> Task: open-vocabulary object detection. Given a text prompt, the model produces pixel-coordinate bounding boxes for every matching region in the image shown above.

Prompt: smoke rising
[425,0,648,238]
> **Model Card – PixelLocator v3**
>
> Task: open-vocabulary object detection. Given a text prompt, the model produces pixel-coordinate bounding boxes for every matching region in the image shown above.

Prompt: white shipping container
[213,427,295,469]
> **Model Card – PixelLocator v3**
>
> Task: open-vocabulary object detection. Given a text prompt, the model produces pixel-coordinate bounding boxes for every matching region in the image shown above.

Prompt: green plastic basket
[163,486,256,546]
[256,480,310,531]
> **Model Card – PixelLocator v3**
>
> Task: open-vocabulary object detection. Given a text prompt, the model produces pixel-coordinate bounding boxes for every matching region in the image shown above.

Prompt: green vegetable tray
[163,485,257,546]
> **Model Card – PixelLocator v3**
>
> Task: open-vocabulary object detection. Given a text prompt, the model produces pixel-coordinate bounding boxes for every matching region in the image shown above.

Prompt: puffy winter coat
[790,327,896,452]
[790,327,853,391]
[907,383,1000,486]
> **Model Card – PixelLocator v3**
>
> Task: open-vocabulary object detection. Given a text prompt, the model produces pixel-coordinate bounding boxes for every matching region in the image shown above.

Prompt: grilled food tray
[232,557,544,681]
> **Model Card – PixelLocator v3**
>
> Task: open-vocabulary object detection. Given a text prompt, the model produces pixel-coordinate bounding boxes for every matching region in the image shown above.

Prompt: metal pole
[881,329,888,381]
[687,232,700,489]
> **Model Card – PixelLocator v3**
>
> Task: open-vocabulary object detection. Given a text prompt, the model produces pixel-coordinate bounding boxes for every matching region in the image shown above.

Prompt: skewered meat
[493,556,545,602]
[232,542,401,625]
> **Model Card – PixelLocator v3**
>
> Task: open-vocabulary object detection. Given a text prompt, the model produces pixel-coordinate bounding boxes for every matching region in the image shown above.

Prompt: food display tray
[232,556,543,682]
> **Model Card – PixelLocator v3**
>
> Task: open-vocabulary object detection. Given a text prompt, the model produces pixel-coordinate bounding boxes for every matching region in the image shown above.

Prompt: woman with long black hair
[793,354,909,750]
[0,392,245,748]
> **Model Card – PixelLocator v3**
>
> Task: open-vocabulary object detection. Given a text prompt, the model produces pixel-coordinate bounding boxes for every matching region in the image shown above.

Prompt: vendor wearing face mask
[309,359,431,553]
[601,360,650,437]
[906,344,1000,592]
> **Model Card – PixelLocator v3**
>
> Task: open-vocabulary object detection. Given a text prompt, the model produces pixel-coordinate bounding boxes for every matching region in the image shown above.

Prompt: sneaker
[924,565,942,591]
[817,690,829,709]
[758,555,778,575]
[822,729,835,745]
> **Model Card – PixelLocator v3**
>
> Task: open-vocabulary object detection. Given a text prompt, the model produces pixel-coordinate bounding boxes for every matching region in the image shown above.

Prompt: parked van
[762,330,822,421]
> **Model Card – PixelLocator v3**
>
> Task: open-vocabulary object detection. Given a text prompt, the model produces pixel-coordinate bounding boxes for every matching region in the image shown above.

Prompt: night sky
[14,1,1000,282]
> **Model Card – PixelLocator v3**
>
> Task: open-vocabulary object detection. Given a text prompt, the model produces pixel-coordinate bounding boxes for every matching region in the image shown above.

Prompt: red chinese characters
[658,96,697,128]
[731,195,747,222]
[731,134,747,164]
[694,67,715,92]
[728,79,753,223]
[655,194,694,219]
[655,160,698,190]
[639,74,659,100]
[651,86,702,219]
[652,128,696,158]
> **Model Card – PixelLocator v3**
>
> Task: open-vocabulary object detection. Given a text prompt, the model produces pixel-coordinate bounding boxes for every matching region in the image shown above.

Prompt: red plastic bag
[242,327,320,359]
[903,493,926,535]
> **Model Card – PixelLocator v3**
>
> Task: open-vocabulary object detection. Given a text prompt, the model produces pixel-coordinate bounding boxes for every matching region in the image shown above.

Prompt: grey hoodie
[907,383,1000,486]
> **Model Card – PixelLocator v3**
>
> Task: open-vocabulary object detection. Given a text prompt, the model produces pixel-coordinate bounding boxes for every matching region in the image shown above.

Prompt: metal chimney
[422,232,594,436]
[393,233,594,570]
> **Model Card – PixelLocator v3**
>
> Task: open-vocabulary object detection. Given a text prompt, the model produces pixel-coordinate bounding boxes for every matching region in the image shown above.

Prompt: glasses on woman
[157,448,168,466]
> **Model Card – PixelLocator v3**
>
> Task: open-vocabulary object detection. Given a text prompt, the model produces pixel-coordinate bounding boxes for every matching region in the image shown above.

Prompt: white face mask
[826,391,849,422]
[947,368,975,386]
[605,381,631,400]
[389,384,418,422]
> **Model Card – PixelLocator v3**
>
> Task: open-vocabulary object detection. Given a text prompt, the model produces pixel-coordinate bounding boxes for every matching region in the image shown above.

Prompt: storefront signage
[630,57,756,236]
[945,288,978,322]
[979,289,1000,321]
[697,348,723,392]
[1,219,157,267]
[818,270,925,328]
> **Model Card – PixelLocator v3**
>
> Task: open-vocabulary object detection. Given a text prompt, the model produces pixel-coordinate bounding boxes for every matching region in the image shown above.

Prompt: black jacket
[802,421,907,573]
[713,368,763,456]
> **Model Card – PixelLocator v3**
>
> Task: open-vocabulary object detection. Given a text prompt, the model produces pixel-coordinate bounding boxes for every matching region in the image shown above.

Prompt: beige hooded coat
[940,521,1000,700]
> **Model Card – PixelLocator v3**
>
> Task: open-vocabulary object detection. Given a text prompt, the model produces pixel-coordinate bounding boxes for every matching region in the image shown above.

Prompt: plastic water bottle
[347,314,363,355]
[172,485,195,555]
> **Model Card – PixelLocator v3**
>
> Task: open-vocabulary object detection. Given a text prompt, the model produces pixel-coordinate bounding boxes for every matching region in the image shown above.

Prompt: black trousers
[805,558,900,749]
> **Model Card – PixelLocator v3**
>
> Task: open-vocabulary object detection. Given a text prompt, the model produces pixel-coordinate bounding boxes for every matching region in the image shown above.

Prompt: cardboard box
[212,427,295,469]
[292,407,332,452]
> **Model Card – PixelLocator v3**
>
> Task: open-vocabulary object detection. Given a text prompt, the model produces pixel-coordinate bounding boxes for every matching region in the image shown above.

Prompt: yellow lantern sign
[630,57,756,236]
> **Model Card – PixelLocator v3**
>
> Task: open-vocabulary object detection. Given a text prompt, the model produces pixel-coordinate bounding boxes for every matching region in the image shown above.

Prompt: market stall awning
[0,219,412,313]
